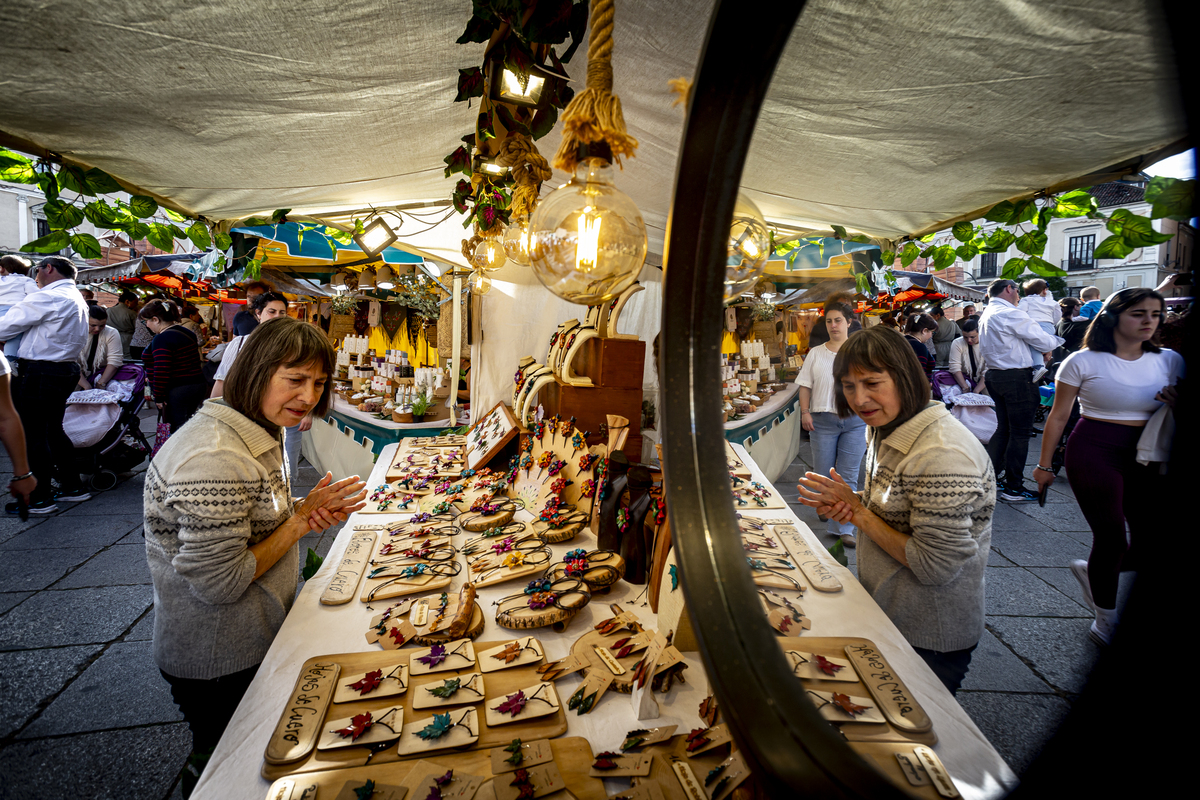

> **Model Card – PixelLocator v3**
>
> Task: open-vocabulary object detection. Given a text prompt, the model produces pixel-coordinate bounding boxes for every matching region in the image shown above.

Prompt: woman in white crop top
[1035,288,1182,646]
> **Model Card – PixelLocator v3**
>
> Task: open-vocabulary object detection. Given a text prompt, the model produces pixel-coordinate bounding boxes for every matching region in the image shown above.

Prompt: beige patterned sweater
[857,402,996,653]
[144,399,296,679]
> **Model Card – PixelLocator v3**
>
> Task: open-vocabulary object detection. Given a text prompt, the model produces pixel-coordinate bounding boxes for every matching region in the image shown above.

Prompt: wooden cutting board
[262,737,605,800]
[261,645,568,781]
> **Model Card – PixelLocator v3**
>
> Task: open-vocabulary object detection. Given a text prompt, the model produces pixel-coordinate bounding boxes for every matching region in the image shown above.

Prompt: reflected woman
[797,326,995,694]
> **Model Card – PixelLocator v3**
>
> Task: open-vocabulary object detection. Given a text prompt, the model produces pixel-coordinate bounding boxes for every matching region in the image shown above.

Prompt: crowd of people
[795,276,1186,694]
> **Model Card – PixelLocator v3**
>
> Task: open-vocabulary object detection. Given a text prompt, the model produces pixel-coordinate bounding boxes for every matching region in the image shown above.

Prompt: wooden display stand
[540,337,645,458]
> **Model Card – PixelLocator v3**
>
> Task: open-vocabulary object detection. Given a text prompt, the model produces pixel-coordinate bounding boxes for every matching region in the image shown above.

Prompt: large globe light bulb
[528,159,647,305]
[473,237,507,272]
[469,270,492,296]
[725,192,770,301]
[502,214,532,266]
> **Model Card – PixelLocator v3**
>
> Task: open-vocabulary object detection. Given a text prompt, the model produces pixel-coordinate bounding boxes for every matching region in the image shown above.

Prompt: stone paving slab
[0,514,144,551]
[126,608,155,641]
[20,640,182,738]
[0,722,190,800]
[986,616,1102,694]
[58,476,147,517]
[1004,500,1093,532]
[989,527,1090,568]
[955,692,1071,776]
[0,591,33,617]
[0,643,104,738]
[52,544,152,590]
[118,527,146,545]
[960,630,1053,694]
[984,567,1089,617]
[0,546,97,592]
[0,516,43,547]
[0,585,152,651]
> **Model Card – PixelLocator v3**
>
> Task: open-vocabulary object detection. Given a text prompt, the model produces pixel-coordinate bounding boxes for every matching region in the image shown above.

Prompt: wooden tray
[261,645,568,781]
[776,637,936,747]
[845,742,961,800]
[262,737,605,800]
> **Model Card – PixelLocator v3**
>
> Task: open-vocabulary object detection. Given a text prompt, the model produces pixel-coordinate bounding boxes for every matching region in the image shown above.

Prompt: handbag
[151,409,172,458]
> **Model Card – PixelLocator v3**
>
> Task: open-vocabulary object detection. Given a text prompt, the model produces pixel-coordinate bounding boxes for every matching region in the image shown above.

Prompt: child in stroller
[66,364,153,492]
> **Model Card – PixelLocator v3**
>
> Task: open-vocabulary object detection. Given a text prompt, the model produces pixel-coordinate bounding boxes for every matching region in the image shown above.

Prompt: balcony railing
[1063,258,1095,271]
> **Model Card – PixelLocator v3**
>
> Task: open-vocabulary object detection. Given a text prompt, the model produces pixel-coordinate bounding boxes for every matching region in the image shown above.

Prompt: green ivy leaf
[529,104,559,140]
[69,232,102,259]
[83,201,120,227]
[899,241,920,267]
[1015,230,1048,257]
[951,221,974,242]
[853,271,871,295]
[323,227,353,246]
[428,678,462,699]
[932,244,957,270]
[880,250,895,265]
[186,221,212,250]
[57,165,94,196]
[214,231,233,250]
[980,228,1015,253]
[164,207,189,223]
[1105,208,1173,247]
[919,245,936,259]
[984,198,1036,225]
[83,168,122,194]
[302,547,324,581]
[1050,189,1097,219]
[0,149,37,183]
[1092,235,1135,260]
[983,201,1016,223]
[477,108,495,142]
[827,538,848,567]
[129,195,159,218]
[955,243,979,261]
[830,225,848,239]
[1036,207,1053,230]
[455,67,486,103]
[1001,257,1027,279]
[919,232,936,243]
[43,199,85,230]
[1144,176,1195,221]
[242,216,270,227]
[884,269,897,287]
[147,222,176,253]
[1025,255,1067,277]
[848,234,871,243]
[271,209,291,224]
[456,13,495,44]
[37,171,59,201]
[494,103,531,137]
[19,230,70,253]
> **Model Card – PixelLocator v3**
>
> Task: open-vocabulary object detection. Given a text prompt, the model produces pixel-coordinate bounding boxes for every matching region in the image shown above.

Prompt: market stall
[192,439,1013,800]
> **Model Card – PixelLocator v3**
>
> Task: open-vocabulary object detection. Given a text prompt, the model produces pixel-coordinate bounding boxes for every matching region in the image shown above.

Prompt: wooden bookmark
[264,661,339,764]
[844,643,933,734]
[913,746,960,798]
[683,724,733,758]
[321,530,377,605]
[773,524,843,592]
[588,751,653,778]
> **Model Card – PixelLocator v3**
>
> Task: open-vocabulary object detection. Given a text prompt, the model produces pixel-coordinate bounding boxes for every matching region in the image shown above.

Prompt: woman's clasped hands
[296,472,367,532]
[797,468,861,525]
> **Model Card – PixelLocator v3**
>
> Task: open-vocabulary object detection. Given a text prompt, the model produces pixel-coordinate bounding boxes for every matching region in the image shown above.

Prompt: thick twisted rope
[498,134,553,218]
[553,0,638,173]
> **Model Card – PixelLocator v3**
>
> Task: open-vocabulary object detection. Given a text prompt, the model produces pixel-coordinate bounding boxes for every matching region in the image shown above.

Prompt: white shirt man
[0,257,90,514]
[978,286,1063,371]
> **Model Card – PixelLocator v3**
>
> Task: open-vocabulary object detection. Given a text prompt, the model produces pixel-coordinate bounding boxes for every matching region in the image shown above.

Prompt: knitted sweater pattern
[858,402,996,652]
[144,400,297,679]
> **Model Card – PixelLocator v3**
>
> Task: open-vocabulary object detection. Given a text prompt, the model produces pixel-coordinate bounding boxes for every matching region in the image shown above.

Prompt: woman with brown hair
[903,313,938,376]
[144,316,366,792]
[1035,288,1182,646]
[797,326,995,694]
[139,298,208,432]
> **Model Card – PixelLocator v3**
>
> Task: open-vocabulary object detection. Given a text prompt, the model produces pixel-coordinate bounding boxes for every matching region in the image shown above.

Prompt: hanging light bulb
[502,214,532,266]
[725,192,770,302]
[376,265,396,289]
[473,237,507,272]
[331,271,347,293]
[469,270,492,295]
[528,159,647,305]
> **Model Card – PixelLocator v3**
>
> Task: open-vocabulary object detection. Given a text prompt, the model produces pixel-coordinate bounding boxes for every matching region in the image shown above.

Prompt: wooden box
[540,378,642,459]
[576,338,646,387]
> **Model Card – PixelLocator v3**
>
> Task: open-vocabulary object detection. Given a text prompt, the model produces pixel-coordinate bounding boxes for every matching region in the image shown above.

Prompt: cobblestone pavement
[0,412,1128,797]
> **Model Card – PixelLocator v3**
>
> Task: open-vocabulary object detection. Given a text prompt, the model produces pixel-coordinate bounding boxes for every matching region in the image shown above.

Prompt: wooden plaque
[844,642,933,734]
[320,530,377,605]
[264,661,341,765]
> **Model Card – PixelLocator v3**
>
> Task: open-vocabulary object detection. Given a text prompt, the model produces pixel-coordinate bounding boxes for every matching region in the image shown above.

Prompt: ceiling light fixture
[375,265,396,290]
[487,60,569,109]
[359,266,377,290]
[353,217,399,257]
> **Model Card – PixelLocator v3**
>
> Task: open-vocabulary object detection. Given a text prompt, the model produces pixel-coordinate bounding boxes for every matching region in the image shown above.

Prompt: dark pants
[165,383,208,432]
[914,643,977,696]
[1065,419,1150,610]
[12,360,83,503]
[161,664,260,756]
[985,367,1038,491]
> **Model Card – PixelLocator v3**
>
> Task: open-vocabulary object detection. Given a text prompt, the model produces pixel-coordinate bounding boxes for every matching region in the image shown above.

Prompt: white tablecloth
[192,442,1015,800]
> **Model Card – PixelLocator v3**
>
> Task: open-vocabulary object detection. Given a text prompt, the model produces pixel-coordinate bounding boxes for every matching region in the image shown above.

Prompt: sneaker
[1032,366,1047,383]
[53,489,92,502]
[999,487,1039,502]
[1088,619,1114,646]
[5,499,58,515]
[840,533,857,548]
[1069,559,1095,611]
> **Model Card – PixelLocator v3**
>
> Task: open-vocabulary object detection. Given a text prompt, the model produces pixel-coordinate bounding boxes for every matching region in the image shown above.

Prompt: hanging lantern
[725,193,770,302]
[353,217,399,257]
[527,159,647,305]
[469,270,492,296]
[376,265,396,289]
[473,237,507,272]
[502,214,532,266]
[359,266,377,290]
[331,271,347,293]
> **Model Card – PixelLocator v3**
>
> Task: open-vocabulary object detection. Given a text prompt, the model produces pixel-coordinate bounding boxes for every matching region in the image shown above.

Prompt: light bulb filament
[577,213,602,272]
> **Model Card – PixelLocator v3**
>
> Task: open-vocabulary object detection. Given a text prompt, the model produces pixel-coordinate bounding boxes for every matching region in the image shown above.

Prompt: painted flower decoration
[492,536,516,554]
[581,479,597,499]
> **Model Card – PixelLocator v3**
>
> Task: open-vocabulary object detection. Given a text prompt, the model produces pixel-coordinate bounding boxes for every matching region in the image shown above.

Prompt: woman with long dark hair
[1035,288,1182,645]
[139,299,208,432]
[797,326,995,694]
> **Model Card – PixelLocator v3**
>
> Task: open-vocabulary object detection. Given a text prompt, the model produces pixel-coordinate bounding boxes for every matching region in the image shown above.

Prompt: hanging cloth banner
[353,301,370,335]
[380,302,406,340]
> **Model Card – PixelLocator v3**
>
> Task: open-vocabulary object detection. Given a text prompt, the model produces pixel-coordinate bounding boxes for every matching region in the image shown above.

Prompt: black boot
[620,465,655,584]
[596,451,630,552]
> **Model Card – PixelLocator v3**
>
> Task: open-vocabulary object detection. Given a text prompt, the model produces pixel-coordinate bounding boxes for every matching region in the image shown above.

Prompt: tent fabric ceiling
[0,0,1184,266]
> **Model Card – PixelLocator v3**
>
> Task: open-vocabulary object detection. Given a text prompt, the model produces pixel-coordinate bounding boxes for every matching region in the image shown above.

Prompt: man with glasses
[0,257,90,514]
[978,279,1064,503]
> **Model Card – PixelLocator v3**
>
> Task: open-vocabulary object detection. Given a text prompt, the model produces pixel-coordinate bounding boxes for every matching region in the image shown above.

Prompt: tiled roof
[1086,181,1146,208]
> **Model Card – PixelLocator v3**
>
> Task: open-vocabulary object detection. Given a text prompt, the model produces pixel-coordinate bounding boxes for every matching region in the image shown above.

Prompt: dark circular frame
[658,0,1193,796]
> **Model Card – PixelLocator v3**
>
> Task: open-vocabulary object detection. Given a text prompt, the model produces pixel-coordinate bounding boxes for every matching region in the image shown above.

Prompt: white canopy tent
[0,0,1185,413]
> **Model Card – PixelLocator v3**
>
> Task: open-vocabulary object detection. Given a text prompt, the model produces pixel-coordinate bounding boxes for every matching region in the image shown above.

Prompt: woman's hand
[1034,466,1055,493]
[1155,384,1178,409]
[156,401,166,411]
[801,411,814,432]
[797,468,861,515]
[295,472,367,532]
[298,414,314,433]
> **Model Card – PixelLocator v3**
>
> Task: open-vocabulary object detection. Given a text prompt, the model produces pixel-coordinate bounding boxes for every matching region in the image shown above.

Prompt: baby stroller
[68,364,153,492]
